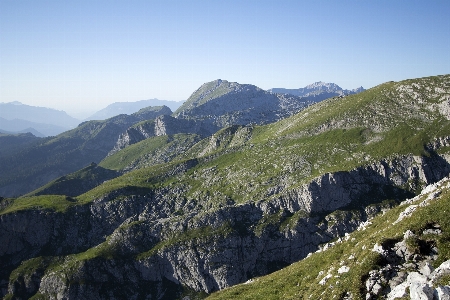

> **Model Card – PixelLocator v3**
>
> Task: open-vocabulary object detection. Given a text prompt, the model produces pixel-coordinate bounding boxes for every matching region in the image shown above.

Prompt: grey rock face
[109,115,220,155]
[154,115,219,137]
[268,81,365,98]
[174,79,319,129]
[263,154,450,214]
[2,152,450,299]
[108,120,157,155]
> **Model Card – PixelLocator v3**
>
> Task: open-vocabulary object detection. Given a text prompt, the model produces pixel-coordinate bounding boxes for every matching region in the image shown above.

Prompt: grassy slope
[0,107,171,197]
[2,74,450,300]
[99,133,202,171]
[24,163,120,197]
[207,181,450,300]
[2,74,450,215]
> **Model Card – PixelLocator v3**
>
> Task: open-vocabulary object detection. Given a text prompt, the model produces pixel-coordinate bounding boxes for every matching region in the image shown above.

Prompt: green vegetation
[0,105,169,197]
[0,195,75,215]
[24,163,119,197]
[100,133,202,170]
[3,74,450,215]
[3,74,450,299]
[207,182,450,300]
[9,256,59,283]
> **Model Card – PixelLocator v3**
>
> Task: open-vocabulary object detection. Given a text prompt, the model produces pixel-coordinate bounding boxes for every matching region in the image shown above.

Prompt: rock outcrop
[109,115,219,155]
[174,79,320,128]
[2,152,450,299]
[268,81,365,98]
[363,178,450,300]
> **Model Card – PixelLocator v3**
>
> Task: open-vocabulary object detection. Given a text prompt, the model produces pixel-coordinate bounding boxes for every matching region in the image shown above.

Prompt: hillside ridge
[1,74,450,299]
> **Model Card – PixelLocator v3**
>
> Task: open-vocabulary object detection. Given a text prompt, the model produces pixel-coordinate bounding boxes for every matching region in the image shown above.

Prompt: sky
[1,0,449,118]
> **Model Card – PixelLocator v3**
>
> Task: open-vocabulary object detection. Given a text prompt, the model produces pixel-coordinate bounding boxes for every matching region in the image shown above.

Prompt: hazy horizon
[0,78,362,120]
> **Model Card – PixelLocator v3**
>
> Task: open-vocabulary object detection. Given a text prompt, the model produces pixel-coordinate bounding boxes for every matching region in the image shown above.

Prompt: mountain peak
[176,79,263,115]
[268,81,365,97]
[304,81,341,90]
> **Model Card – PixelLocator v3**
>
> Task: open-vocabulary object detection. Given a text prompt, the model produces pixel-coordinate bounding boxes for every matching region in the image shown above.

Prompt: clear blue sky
[1,0,449,117]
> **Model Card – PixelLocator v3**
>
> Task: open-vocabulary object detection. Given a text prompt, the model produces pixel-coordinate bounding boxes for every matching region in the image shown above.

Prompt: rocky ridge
[108,79,361,161]
[268,81,365,98]
[108,115,218,156]
[2,151,450,299]
[174,79,319,127]
[107,79,333,158]
[2,74,450,299]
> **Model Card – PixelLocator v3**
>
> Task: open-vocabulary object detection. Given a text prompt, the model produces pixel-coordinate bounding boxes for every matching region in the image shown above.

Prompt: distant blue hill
[0,102,81,136]
[0,117,68,137]
[0,126,44,137]
[85,99,184,121]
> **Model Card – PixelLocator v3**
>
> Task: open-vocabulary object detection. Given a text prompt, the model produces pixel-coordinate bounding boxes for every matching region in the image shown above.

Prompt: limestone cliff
[2,152,450,299]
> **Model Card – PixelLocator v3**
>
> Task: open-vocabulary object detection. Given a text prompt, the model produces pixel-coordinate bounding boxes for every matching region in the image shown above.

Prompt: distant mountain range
[0,83,361,137]
[0,102,80,136]
[0,125,45,137]
[0,81,365,197]
[268,81,365,98]
[85,99,184,121]
[0,117,69,137]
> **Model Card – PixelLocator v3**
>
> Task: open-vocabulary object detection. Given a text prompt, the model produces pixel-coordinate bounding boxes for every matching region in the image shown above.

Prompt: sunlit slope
[99,133,202,171]
[89,75,450,207]
[3,74,450,213]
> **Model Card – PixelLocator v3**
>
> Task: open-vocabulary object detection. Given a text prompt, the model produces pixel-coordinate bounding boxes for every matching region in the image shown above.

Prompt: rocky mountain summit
[1,74,450,299]
[174,79,319,127]
[108,79,334,156]
[268,81,365,98]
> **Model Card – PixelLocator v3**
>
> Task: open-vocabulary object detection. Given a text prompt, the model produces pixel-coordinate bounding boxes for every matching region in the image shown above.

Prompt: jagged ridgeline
[1,74,450,299]
[173,79,322,127]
